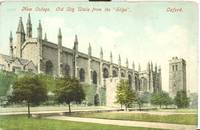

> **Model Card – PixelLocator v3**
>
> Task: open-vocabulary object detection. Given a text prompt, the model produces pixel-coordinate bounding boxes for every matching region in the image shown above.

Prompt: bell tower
[169,57,186,97]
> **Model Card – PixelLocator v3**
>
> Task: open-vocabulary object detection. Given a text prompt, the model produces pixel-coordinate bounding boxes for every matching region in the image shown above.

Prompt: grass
[0,115,166,130]
[70,112,197,125]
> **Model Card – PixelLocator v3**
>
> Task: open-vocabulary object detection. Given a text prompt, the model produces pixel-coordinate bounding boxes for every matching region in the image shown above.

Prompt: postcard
[0,1,198,130]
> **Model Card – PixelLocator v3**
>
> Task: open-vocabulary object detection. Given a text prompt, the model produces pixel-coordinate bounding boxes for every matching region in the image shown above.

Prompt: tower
[26,13,32,39]
[169,57,186,97]
[15,17,25,58]
[57,28,62,77]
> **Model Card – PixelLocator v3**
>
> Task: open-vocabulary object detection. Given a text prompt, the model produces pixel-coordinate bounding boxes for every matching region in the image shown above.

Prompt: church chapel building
[0,14,162,105]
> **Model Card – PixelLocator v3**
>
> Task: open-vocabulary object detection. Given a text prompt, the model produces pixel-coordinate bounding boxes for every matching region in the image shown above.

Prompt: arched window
[141,77,147,91]
[79,68,85,82]
[112,70,118,77]
[103,68,109,78]
[92,71,97,84]
[63,64,70,76]
[135,76,138,91]
[128,74,132,87]
[121,72,125,77]
[46,60,53,75]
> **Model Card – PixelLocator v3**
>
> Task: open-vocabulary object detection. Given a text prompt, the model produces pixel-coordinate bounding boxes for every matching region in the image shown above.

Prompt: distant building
[169,57,186,97]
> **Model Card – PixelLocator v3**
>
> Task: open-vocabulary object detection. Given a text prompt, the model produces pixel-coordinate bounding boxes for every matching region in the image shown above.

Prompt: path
[46,116,197,130]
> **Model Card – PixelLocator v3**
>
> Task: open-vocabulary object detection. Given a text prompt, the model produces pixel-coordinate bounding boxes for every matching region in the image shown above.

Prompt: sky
[0,1,198,93]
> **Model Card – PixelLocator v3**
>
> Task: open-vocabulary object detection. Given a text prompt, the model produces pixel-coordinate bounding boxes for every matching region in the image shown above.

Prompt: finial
[27,13,31,23]
[44,33,47,41]
[58,28,62,37]
[132,61,135,69]
[138,64,141,72]
[75,34,78,43]
[38,20,42,29]
[118,54,121,66]
[126,58,128,68]
[9,31,13,43]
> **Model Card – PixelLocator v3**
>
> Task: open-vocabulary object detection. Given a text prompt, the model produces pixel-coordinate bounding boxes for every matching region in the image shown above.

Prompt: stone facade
[169,57,186,97]
[0,14,162,105]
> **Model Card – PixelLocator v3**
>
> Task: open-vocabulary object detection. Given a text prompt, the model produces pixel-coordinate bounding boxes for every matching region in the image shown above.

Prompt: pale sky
[0,1,198,93]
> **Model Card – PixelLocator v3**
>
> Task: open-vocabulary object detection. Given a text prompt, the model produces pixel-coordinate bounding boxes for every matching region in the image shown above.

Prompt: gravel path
[46,116,197,130]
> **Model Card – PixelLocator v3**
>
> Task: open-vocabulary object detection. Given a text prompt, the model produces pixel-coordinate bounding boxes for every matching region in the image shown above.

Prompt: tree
[174,90,189,108]
[162,93,173,108]
[54,77,85,113]
[151,91,171,108]
[115,80,135,110]
[135,92,151,111]
[9,75,47,118]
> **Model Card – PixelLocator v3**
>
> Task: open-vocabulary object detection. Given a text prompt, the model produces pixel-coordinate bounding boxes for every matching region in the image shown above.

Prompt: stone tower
[169,57,186,97]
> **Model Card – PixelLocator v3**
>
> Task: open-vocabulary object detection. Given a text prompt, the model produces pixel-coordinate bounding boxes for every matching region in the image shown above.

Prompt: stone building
[0,14,162,105]
[169,57,186,97]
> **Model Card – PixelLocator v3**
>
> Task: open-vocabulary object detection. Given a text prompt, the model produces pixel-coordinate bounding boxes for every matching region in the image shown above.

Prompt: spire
[150,61,153,71]
[158,65,161,72]
[155,63,157,72]
[132,61,135,70]
[58,28,62,48]
[138,64,141,72]
[38,20,42,29]
[147,62,150,72]
[27,13,31,24]
[9,31,13,58]
[74,34,78,44]
[110,51,113,63]
[9,31,13,43]
[100,47,103,59]
[88,43,92,57]
[17,17,25,34]
[118,54,121,66]
[37,20,42,39]
[58,28,62,38]
[44,33,47,41]
[126,58,128,68]
[73,34,78,52]
[26,13,32,38]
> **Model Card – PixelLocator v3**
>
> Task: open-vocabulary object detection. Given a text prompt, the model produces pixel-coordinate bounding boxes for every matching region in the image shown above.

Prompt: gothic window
[128,75,132,87]
[103,68,109,78]
[46,60,53,75]
[172,65,174,71]
[121,72,125,77]
[135,77,138,91]
[92,71,97,84]
[142,77,147,91]
[176,65,178,71]
[112,70,117,77]
[79,68,85,82]
[63,64,70,76]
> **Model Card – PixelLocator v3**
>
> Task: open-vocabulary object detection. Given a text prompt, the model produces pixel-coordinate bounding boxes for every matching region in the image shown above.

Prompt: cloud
[97,26,123,49]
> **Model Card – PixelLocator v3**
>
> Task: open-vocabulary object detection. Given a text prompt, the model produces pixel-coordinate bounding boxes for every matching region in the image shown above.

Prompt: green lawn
[0,115,166,130]
[70,112,197,125]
